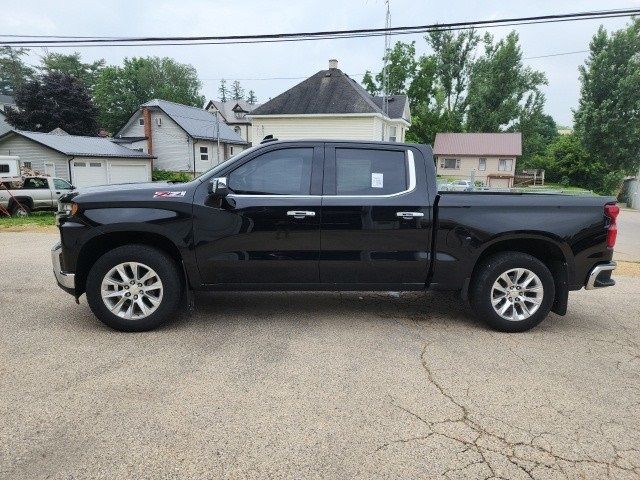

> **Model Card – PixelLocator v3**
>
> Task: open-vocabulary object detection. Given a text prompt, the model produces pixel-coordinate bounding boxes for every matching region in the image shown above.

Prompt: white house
[0,129,154,187]
[204,99,261,145]
[249,59,411,143]
[116,99,247,174]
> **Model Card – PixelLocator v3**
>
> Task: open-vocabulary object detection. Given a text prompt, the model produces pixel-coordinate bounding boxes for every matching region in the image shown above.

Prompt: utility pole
[215,110,221,164]
[381,0,391,140]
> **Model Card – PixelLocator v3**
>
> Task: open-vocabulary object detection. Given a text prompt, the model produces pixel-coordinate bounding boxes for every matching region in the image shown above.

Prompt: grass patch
[523,183,594,194]
[0,211,56,229]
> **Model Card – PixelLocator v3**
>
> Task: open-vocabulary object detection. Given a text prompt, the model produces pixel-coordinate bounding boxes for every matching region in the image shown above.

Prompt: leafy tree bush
[151,170,192,183]
[6,72,99,135]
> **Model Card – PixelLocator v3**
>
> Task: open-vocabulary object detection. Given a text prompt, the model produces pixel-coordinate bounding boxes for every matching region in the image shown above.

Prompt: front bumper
[585,261,616,290]
[51,242,75,294]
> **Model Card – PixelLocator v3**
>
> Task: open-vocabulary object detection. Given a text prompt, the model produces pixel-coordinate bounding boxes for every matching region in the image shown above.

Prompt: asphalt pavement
[1,232,639,479]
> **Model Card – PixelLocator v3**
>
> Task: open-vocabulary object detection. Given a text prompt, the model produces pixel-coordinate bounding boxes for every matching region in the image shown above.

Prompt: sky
[4,0,639,126]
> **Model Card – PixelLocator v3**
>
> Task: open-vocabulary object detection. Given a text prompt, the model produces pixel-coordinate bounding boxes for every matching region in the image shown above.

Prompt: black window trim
[225,144,324,197]
[323,145,416,198]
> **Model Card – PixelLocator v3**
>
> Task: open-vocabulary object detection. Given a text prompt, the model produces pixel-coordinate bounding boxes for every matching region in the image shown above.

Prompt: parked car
[0,176,74,216]
[449,179,475,191]
[52,140,618,333]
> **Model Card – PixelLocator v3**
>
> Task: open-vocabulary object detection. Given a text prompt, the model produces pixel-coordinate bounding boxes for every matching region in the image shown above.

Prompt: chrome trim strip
[396,211,425,219]
[228,148,417,199]
[585,261,616,290]
[51,243,75,290]
[287,210,316,218]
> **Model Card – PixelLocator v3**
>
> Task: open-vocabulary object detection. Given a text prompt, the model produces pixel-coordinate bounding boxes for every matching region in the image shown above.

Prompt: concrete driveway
[616,209,640,262]
[1,232,639,480]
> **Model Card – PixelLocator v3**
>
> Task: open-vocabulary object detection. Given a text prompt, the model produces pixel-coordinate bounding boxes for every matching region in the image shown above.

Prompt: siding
[120,110,192,171]
[252,116,378,141]
[435,155,517,184]
[0,135,70,180]
[120,110,242,173]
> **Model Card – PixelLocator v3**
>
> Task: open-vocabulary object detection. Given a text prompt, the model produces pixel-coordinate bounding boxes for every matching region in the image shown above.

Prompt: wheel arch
[468,234,572,316]
[75,231,185,297]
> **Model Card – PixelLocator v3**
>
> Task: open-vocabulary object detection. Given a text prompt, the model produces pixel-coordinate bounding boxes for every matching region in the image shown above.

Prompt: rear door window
[334,148,407,196]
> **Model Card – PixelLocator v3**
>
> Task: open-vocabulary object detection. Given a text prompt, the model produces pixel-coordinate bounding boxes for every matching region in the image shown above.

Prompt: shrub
[152,170,192,183]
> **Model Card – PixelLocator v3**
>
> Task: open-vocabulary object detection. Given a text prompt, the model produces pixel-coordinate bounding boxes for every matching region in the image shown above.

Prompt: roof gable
[138,99,246,143]
[206,99,261,124]
[433,133,522,157]
[250,68,388,116]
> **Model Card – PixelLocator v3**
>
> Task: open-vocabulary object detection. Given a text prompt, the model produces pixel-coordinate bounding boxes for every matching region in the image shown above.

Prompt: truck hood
[67,181,198,205]
[74,182,174,194]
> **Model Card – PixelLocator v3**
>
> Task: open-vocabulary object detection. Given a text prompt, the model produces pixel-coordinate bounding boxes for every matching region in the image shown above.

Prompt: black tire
[86,245,183,332]
[10,202,31,217]
[469,252,555,332]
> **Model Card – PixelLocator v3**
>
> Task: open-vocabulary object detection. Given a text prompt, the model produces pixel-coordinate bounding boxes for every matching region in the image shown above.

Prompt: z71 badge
[154,191,186,198]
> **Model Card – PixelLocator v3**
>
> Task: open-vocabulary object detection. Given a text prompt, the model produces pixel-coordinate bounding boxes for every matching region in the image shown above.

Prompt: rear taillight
[604,203,619,248]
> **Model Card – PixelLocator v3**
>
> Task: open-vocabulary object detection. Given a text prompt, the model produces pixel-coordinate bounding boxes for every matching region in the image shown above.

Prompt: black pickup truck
[52,140,618,332]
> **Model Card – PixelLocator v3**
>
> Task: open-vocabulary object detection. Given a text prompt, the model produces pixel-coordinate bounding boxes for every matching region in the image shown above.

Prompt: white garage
[0,130,153,187]
[71,159,151,188]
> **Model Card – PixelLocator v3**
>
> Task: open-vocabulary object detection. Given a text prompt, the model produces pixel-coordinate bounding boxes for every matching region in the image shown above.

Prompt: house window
[389,126,397,142]
[200,146,209,161]
[499,159,513,171]
[230,146,234,156]
[234,126,241,134]
[0,164,9,173]
[23,162,32,169]
[139,117,145,126]
[478,158,486,171]
[443,158,460,170]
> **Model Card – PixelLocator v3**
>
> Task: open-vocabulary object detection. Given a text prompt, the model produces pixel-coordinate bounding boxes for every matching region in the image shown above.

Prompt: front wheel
[470,252,555,332]
[86,245,183,331]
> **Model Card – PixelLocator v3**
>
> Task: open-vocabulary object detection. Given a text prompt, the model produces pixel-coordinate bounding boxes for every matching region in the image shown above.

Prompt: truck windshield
[194,144,263,181]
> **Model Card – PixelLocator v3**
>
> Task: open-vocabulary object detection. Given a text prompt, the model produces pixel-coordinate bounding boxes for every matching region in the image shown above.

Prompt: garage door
[72,161,107,187]
[108,162,150,184]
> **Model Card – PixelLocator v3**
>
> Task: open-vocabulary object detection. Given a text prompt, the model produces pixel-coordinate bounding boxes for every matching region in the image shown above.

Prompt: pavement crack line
[374,341,640,479]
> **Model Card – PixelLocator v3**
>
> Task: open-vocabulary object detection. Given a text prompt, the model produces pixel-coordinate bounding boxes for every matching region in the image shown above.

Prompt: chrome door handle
[396,211,425,220]
[287,210,316,219]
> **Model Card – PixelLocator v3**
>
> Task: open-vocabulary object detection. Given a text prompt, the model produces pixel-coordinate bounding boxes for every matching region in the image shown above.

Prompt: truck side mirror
[208,177,229,197]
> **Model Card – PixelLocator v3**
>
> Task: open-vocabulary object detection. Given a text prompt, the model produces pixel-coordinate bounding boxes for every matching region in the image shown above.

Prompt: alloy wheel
[100,262,163,320]
[491,268,544,322]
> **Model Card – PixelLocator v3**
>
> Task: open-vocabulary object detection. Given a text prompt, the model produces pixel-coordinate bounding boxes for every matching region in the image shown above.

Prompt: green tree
[0,47,34,95]
[574,19,640,177]
[93,56,205,133]
[246,90,257,104]
[6,72,99,135]
[512,92,558,168]
[231,80,244,101]
[360,42,417,95]
[362,71,378,95]
[39,52,105,92]
[218,79,229,102]
[466,32,547,132]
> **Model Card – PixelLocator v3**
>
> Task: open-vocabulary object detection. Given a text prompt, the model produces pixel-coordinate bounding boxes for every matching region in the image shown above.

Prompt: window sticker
[371,173,384,188]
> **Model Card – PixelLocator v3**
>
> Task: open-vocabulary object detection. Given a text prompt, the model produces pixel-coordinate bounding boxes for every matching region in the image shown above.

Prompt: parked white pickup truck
[0,176,74,215]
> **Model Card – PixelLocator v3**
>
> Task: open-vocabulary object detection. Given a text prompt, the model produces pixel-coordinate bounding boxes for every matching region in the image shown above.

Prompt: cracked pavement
[1,232,639,479]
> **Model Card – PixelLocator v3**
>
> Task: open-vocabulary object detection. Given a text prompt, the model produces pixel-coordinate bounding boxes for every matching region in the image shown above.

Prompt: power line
[1,8,638,48]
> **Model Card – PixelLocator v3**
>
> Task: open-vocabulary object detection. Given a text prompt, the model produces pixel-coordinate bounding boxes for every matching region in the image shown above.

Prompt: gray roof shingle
[2,130,153,158]
[249,68,408,120]
[372,95,409,121]
[140,99,247,144]
[433,133,522,156]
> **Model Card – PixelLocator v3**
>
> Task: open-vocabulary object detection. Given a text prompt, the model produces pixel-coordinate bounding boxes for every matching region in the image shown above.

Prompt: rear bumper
[585,261,616,290]
[51,242,75,294]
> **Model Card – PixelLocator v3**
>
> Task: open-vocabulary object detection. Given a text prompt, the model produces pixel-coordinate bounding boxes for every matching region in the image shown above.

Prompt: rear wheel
[470,252,555,332]
[86,245,183,331]
[10,202,30,217]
